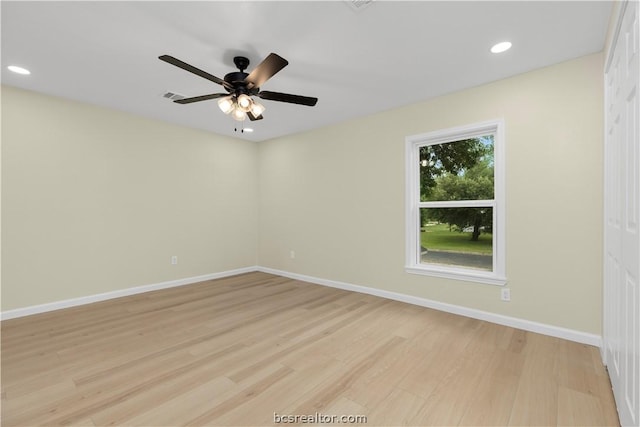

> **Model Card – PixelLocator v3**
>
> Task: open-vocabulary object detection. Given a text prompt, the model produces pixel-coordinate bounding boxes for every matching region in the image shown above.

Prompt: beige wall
[1,86,258,310]
[258,53,604,335]
[2,53,604,335]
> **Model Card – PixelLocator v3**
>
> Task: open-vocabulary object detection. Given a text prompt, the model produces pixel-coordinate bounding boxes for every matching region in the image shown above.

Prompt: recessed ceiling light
[7,65,31,75]
[490,41,512,54]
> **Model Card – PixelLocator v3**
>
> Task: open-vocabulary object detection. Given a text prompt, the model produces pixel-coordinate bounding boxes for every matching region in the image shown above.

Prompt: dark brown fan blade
[159,55,226,86]
[174,93,228,104]
[247,111,264,121]
[245,53,288,89]
[257,91,318,106]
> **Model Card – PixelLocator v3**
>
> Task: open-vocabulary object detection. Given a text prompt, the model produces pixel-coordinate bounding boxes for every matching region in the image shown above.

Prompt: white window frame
[405,119,506,286]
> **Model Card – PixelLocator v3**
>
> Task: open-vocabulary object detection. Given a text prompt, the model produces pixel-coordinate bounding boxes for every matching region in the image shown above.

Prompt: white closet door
[604,1,640,426]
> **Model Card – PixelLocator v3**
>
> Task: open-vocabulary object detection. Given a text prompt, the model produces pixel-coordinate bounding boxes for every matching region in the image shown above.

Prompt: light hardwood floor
[1,272,619,426]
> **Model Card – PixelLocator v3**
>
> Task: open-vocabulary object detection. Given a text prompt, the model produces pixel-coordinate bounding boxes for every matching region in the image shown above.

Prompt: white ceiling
[1,1,612,142]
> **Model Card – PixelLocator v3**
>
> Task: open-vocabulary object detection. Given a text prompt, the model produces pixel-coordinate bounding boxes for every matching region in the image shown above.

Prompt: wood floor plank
[507,333,561,426]
[1,272,620,426]
[365,388,425,425]
[123,376,238,426]
[185,365,294,427]
[215,357,348,426]
[557,385,614,426]
[457,348,523,426]
[408,328,496,426]
[288,335,406,416]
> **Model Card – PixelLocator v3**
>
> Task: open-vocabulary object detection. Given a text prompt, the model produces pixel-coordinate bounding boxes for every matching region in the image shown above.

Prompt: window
[405,120,506,285]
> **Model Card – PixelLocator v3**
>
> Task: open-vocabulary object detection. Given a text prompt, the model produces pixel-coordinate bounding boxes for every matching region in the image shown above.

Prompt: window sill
[405,265,507,286]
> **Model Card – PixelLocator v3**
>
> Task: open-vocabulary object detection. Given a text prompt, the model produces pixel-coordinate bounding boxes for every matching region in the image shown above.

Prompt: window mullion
[418,199,495,208]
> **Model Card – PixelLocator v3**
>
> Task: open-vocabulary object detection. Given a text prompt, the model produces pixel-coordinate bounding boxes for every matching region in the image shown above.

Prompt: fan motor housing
[224,71,249,85]
[224,57,256,93]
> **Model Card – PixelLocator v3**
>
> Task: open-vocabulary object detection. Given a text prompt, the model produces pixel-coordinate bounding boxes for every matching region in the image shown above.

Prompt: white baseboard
[2,265,602,348]
[0,266,258,321]
[256,266,602,348]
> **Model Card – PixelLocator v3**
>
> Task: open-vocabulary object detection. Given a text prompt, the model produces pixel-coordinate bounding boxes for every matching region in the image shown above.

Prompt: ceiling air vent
[162,91,185,101]
[345,0,374,12]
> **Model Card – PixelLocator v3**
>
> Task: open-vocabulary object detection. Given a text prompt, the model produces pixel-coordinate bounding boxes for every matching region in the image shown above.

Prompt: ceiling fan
[159,53,318,122]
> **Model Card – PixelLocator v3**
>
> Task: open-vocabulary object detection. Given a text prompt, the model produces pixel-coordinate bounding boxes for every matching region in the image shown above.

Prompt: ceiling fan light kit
[159,52,318,125]
[216,94,266,121]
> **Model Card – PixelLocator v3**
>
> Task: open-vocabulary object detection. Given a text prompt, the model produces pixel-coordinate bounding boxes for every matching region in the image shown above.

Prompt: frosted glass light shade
[231,108,247,121]
[237,94,252,112]
[250,101,265,117]
[218,96,234,114]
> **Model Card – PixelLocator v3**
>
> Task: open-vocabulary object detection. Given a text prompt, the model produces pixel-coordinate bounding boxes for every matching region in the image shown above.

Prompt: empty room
[1,1,639,426]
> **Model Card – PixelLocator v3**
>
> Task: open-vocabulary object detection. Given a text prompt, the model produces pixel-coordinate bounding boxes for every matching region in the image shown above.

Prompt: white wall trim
[0,266,258,321]
[2,265,602,348]
[256,266,602,347]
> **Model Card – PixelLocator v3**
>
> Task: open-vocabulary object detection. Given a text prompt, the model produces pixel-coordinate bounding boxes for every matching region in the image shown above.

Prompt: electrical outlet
[290,250,295,259]
[171,256,178,265]
[501,288,511,302]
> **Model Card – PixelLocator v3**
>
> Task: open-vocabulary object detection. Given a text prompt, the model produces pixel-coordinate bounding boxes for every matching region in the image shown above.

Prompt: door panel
[604,2,640,426]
